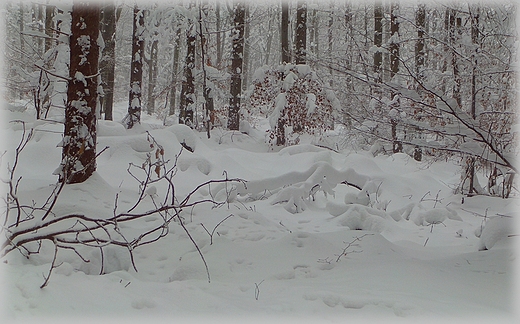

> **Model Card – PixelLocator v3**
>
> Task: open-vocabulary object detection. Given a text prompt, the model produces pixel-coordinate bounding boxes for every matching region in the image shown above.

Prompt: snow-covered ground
[1,102,518,323]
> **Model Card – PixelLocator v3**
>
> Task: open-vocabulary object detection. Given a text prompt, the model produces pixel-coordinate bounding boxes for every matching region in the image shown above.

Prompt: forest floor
[1,102,518,323]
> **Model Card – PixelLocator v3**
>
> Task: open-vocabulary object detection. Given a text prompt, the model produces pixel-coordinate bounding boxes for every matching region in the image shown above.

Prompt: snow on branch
[203,161,371,214]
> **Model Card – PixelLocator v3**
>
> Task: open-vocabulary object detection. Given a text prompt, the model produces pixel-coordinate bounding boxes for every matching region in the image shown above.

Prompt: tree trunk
[199,1,214,138]
[449,8,461,108]
[126,5,144,129]
[242,4,250,92]
[38,4,44,55]
[328,4,333,85]
[146,38,158,115]
[19,4,24,54]
[310,7,316,57]
[281,1,290,64]
[100,0,117,121]
[295,1,307,65]
[468,6,480,196]
[227,1,245,131]
[45,2,54,53]
[415,4,425,79]
[19,3,25,100]
[413,3,426,161]
[373,1,383,83]
[169,28,181,116]
[265,7,274,65]
[390,1,401,153]
[179,2,196,127]
[60,1,100,184]
[344,2,353,73]
[216,2,222,67]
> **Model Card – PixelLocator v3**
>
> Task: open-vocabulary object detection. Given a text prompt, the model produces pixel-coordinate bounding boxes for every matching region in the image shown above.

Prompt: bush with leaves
[249,64,336,147]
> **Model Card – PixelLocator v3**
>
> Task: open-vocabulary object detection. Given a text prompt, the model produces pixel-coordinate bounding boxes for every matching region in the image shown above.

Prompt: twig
[40,238,59,289]
[335,234,373,262]
[200,214,233,245]
[178,215,211,283]
[254,280,264,300]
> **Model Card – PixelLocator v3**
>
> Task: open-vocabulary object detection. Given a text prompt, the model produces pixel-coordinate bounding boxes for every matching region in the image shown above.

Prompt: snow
[1,101,518,323]
[306,93,316,116]
[478,216,514,251]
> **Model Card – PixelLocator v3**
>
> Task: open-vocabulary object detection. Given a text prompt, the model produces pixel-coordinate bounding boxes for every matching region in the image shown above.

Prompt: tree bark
[227,1,245,131]
[413,3,426,161]
[38,4,44,54]
[390,1,401,153]
[449,8,461,108]
[169,28,181,116]
[44,2,54,53]
[199,1,214,138]
[373,1,383,83]
[467,6,480,196]
[100,0,117,120]
[415,4,425,79]
[60,1,100,184]
[242,4,250,92]
[179,2,196,127]
[295,1,307,65]
[265,7,274,65]
[126,5,144,129]
[328,4,333,85]
[216,2,222,67]
[146,38,158,115]
[19,4,25,54]
[281,1,290,64]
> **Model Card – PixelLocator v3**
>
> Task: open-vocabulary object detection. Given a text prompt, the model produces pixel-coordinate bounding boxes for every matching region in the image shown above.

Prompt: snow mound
[413,207,461,226]
[98,120,126,136]
[79,246,132,275]
[166,124,197,152]
[278,144,325,156]
[326,201,349,217]
[178,154,211,175]
[337,205,392,233]
[478,216,514,251]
